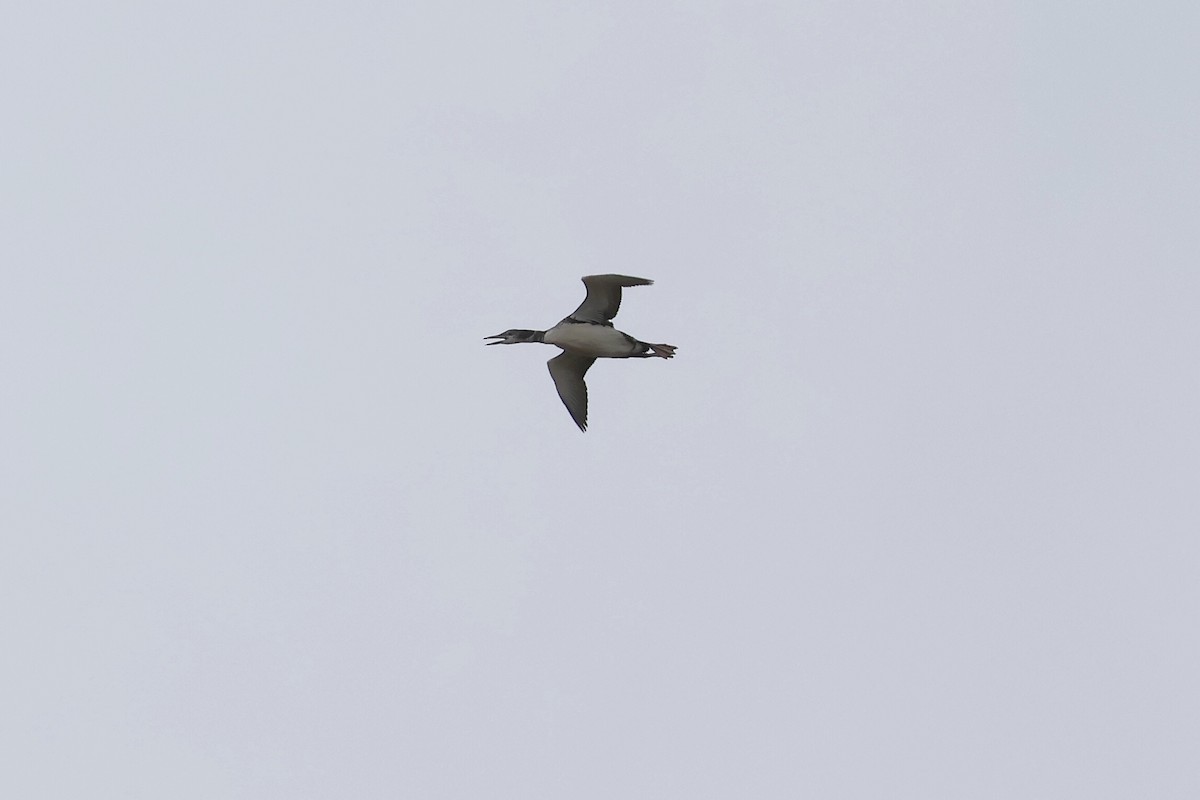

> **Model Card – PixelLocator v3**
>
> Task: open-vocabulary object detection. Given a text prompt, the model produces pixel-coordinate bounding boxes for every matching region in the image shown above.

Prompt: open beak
[484,333,506,345]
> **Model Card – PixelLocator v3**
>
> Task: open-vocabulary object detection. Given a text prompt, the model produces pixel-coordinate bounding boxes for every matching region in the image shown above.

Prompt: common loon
[485,274,677,431]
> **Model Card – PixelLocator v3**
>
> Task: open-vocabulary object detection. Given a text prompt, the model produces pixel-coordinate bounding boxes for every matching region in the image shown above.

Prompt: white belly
[544,323,639,357]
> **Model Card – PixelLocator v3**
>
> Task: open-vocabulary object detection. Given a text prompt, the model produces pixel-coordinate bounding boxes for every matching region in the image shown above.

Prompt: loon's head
[484,329,540,345]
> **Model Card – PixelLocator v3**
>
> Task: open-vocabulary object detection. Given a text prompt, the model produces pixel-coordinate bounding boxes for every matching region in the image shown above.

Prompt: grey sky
[3,2,1197,797]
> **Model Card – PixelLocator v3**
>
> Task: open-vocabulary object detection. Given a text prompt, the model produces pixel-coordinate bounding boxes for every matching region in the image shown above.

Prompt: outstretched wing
[547,352,596,432]
[568,274,653,324]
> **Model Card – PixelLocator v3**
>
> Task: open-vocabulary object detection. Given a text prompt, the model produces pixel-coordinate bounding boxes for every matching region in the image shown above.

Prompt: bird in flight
[486,274,677,431]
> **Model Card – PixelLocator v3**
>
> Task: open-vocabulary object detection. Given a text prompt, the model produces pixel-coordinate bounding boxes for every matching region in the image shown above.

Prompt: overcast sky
[3,2,1197,798]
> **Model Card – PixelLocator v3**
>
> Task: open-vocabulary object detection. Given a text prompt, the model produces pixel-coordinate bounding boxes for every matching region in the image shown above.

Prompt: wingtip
[581,274,654,287]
